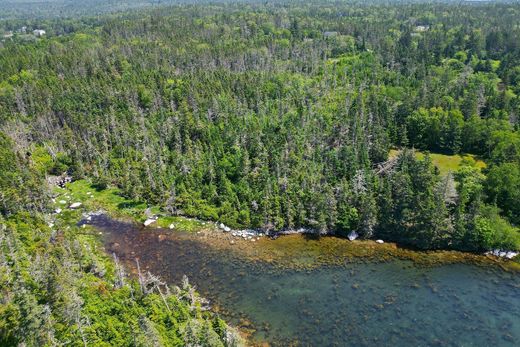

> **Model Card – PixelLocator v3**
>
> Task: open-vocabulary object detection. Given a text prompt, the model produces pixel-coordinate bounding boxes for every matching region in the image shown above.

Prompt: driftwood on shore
[374,157,398,175]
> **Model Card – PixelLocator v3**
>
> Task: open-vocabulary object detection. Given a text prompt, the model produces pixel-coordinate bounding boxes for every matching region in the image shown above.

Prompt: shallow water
[90,215,520,346]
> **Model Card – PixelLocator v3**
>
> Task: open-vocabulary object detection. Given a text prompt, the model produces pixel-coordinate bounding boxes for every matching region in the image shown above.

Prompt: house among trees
[33,29,46,37]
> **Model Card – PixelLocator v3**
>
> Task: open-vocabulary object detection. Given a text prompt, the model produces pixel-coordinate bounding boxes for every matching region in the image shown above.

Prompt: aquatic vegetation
[190,229,517,272]
[93,215,520,347]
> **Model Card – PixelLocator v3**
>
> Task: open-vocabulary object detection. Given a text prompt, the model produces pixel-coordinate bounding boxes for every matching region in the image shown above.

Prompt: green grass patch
[53,179,148,220]
[52,179,214,232]
[156,215,212,232]
[389,149,486,175]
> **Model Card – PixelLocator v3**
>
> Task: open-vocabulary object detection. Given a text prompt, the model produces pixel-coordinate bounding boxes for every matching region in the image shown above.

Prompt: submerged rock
[348,231,359,241]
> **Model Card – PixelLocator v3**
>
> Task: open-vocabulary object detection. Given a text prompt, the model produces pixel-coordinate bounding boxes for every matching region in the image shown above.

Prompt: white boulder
[143,218,156,227]
[69,202,82,209]
[348,231,359,241]
[219,222,231,232]
[487,249,519,259]
[376,239,384,244]
[169,223,175,229]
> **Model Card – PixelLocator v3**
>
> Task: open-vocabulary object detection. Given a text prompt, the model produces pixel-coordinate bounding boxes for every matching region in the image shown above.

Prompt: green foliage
[2,2,520,344]
[471,217,495,251]
[1,1,520,251]
[0,211,242,346]
[137,84,153,109]
[0,133,46,216]
[30,146,54,175]
[377,151,452,249]
[407,107,464,154]
[485,162,520,224]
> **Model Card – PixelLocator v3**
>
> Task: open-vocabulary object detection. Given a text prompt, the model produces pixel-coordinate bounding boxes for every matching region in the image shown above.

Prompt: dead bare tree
[135,258,171,313]
[113,253,125,289]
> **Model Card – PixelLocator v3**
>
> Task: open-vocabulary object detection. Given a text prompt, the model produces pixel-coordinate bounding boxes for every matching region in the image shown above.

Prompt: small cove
[88,214,520,346]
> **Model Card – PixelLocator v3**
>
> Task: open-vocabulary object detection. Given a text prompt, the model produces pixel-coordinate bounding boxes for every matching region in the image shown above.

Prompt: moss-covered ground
[52,179,215,233]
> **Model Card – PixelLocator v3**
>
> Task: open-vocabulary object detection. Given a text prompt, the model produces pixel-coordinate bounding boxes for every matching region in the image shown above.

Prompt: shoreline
[81,210,520,273]
[55,180,520,272]
[86,212,520,347]
[91,209,520,267]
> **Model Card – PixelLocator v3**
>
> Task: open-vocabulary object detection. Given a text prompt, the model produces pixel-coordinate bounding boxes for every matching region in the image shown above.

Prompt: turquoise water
[91,215,520,346]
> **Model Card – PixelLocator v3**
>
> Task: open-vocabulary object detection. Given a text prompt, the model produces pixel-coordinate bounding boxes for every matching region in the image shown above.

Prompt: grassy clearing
[52,179,214,232]
[389,149,486,175]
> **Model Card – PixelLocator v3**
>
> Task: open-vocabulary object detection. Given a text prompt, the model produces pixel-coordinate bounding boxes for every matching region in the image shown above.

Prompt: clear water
[90,215,520,346]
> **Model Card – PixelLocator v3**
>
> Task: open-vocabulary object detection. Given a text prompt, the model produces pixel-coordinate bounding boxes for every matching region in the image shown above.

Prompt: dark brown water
[88,215,520,347]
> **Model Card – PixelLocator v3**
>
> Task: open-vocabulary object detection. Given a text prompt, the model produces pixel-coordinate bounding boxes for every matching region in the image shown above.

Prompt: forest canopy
[1,1,520,345]
[1,0,519,252]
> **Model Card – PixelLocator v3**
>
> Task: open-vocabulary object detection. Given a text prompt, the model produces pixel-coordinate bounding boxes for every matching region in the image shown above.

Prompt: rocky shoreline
[76,208,520,270]
[212,221,518,263]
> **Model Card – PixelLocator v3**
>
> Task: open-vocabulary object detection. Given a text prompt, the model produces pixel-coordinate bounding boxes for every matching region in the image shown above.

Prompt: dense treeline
[0,0,178,21]
[0,1,519,251]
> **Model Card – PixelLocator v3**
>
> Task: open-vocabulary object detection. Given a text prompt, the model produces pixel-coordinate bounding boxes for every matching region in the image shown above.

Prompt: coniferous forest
[1,1,520,345]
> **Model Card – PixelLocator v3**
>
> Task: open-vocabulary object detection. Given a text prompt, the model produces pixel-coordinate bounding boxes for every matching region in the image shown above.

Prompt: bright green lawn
[389,149,486,175]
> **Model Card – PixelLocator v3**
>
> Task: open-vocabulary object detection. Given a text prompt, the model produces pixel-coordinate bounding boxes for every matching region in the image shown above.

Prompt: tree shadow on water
[302,232,321,241]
